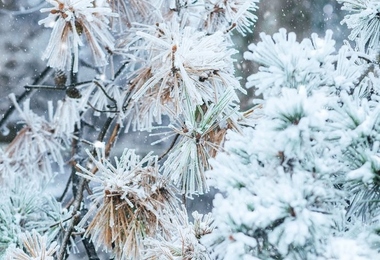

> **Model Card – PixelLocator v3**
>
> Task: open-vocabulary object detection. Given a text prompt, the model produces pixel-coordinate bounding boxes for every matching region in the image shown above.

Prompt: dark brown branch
[0,66,52,128]
[113,61,129,80]
[24,84,66,90]
[87,102,119,114]
[25,80,93,90]
[105,122,121,158]
[57,177,86,260]
[93,80,117,105]
[158,133,180,161]
[58,174,72,202]
[83,237,100,260]
[98,116,114,142]
[57,117,118,260]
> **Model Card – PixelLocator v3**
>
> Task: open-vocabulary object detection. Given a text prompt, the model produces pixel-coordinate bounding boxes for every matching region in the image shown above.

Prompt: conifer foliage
[1,0,380,259]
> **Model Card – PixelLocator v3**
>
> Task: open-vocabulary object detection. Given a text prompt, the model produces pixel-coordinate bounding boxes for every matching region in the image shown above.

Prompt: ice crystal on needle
[129,19,241,115]
[143,209,214,260]
[39,0,117,72]
[5,230,59,260]
[161,88,240,197]
[203,0,260,35]
[244,29,336,98]
[76,148,179,259]
[2,94,64,178]
[339,0,380,52]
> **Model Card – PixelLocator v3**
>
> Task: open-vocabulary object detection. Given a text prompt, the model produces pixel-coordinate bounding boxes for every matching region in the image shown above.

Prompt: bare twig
[93,80,117,105]
[105,122,121,158]
[71,55,78,84]
[25,80,93,91]
[0,66,52,128]
[58,174,72,202]
[98,116,114,142]
[24,84,66,90]
[87,102,119,113]
[158,133,180,161]
[83,237,100,260]
[113,61,129,80]
[57,177,86,260]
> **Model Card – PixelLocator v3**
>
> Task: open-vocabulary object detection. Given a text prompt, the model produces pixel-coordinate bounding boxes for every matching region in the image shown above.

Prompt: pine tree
[1,0,380,259]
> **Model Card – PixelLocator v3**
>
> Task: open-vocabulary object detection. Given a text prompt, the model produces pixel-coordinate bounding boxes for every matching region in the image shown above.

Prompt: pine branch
[158,133,180,161]
[57,116,119,259]
[0,66,52,128]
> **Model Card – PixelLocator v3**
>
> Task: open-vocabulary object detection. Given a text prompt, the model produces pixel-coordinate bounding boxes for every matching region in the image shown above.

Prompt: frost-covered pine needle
[39,0,117,72]
[338,0,380,52]
[129,18,241,116]
[203,0,260,35]
[162,88,240,197]
[5,230,59,260]
[143,208,214,260]
[244,29,337,98]
[76,148,179,259]
[3,94,65,177]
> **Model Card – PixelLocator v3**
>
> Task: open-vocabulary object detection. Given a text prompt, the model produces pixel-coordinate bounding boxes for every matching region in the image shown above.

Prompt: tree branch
[0,66,52,128]
[57,116,118,259]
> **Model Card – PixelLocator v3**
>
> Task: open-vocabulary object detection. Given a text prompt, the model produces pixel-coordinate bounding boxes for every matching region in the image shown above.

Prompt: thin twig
[182,193,187,209]
[93,80,117,105]
[24,84,66,90]
[83,237,100,260]
[25,80,93,91]
[70,80,94,87]
[0,66,52,128]
[59,174,72,202]
[57,178,86,260]
[80,59,99,71]
[105,123,121,158]
[98,117,114,142]
[71,55,78,84]
[49,215,75,229]
[113,61,129,80]
[71,125,81,198]
[58,122,82,259]
[87,102,119,113]
[357,63,375,86]
[158,133,180,161]
[64,197,75,209]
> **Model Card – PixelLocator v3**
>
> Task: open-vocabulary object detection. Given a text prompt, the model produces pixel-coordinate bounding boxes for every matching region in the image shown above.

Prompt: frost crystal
[203,0,259,35]
[143,209,214,260]
[76,148,179,259]
[128,19,241,117]
[244,29,335,98]
[2,94,65,177]
[339,0,380,52]
[5,230,59,260]
[161,88,240,197]
[39,0,117,72]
